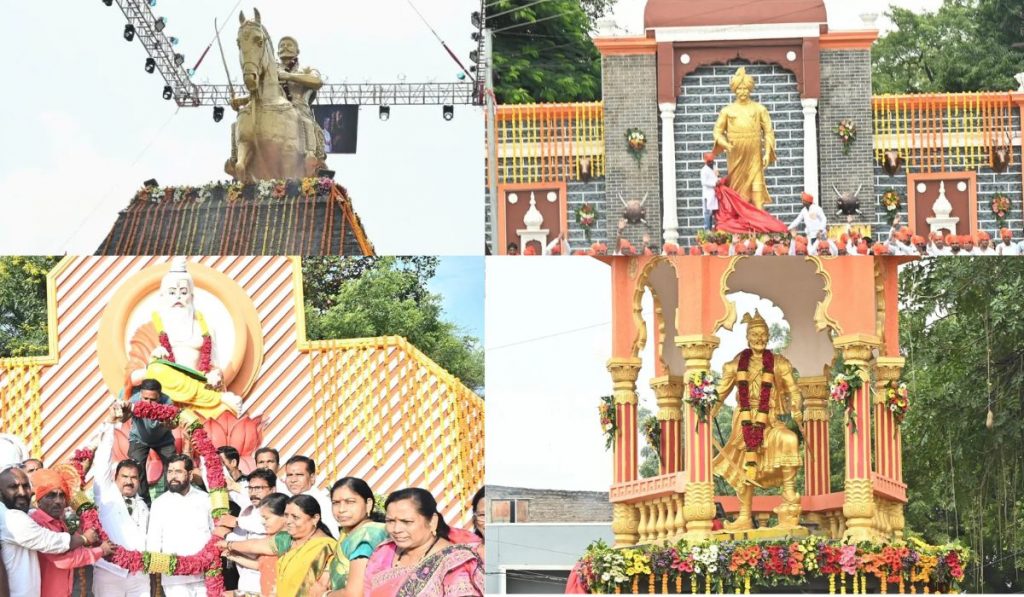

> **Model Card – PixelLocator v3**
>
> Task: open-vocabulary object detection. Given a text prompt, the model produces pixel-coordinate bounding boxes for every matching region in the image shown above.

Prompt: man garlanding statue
[711,311,803,531]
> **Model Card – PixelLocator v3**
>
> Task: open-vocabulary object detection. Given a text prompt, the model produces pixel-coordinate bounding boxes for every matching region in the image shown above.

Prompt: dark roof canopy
[644,0,827,29]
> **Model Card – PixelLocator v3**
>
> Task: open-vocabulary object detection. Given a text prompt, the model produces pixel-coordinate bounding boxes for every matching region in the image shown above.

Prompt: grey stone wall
[674,62,806,243]
[819,49,875,220]
[871,157,1023,235]
[488,485,612,523]
[566,179,609,249]
[603,54,661,249]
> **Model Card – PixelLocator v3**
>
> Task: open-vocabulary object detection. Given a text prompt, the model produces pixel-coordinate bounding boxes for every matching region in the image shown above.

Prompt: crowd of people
[0,383,486,597]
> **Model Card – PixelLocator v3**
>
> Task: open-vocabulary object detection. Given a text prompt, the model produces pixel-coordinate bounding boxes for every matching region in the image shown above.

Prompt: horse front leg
[237,140,253,183]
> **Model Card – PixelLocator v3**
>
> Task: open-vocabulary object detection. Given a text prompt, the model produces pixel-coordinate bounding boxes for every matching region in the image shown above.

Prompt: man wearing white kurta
[147,454,213,596]
[225,468,276,594]
[0,467,97,597]
[92,408,151,597]
[997,229,1022,255]
[283,455,339,536]
[700,153,719,230]
[788,192,827,240]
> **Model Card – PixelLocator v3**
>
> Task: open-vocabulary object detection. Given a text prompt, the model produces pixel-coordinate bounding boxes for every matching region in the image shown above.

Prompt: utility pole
[484,27,500,254]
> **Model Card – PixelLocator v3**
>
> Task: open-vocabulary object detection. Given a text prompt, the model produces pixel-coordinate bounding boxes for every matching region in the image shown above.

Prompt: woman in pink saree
[364,488,484,596]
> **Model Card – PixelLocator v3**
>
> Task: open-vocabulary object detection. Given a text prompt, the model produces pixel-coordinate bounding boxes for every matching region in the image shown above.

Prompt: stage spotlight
[442,105,454,121]
[102,0,112,5]
[123,24,135,41]
[471,11,482,28]
[174,53,185,66]
[154,17,166,32]
[169,36,179,45]
[148,0,157,6]
[162,85,173,100]
[471,31,481,42]
[470,50,479,63]
[213,106,224,122]
[379,106,390,121]
[144,57,156,73]
[143,178,159,188]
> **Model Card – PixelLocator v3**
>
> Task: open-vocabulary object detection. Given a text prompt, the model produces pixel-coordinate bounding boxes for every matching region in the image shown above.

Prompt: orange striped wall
[0,256,483,527]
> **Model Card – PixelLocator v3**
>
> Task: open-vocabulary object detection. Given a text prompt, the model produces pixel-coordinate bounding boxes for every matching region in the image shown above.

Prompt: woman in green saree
[310,477,389,597]
[219,493,336,597]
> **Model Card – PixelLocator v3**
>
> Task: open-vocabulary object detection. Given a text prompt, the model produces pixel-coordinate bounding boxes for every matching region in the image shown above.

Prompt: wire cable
[406,0,474,79]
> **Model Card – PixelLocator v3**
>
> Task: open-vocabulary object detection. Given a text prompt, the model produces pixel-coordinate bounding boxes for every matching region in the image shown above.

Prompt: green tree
[872,1,1023,93]
[0,257,61,357]
[491,0,603,103]
[898,258,1024,592]
[639,407,659,478]
[302,256,439,314]
[304,257,484,391]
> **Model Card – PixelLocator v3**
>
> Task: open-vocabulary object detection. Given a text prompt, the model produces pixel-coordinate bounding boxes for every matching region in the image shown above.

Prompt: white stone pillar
[801,98,819,201]
[660,102,679,245]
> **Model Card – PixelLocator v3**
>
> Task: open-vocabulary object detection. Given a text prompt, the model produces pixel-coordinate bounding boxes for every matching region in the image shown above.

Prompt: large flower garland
[625,128,647,166]
[836,120,857,156]
[880,190,902,227]
[599,395,617,451]
[883,380,910,426]
[575,537,969,595]
[736,350,774,478]
[153,312,213,374]
[70,403,227,597]
[685,370,720,429]
[991,194,1010,228]
[576,203,599,242]
[830,364,865,433]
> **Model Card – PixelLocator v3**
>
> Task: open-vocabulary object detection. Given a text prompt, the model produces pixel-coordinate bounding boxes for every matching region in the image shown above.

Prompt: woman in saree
[223,492,289,596]
[310,477,389,596]
[471,487,485,563]
[219,493,336,597]
[364,487,484,596]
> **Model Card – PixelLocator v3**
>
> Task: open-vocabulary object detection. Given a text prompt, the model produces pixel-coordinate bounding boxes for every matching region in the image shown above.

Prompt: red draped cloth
[714,179,787,234]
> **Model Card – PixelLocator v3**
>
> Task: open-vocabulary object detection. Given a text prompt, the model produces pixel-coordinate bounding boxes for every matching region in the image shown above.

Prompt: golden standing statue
[711,311,803,531]
[712,67,777,209]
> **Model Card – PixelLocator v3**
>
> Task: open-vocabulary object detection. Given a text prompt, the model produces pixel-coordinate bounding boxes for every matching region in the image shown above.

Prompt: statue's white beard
[162,304,196,340]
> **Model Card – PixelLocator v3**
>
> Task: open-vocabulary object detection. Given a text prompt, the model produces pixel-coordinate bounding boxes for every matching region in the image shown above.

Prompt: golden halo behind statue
[97,261,263,404]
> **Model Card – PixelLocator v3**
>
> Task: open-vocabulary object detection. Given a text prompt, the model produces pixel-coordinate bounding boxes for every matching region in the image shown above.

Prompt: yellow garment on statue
[713,101,776,209]
[146,361,235,419]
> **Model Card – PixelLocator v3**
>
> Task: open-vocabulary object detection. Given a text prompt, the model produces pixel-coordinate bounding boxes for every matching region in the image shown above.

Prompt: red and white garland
[70,403,227,596]
[736,349,774,474]
[154,312,213,374]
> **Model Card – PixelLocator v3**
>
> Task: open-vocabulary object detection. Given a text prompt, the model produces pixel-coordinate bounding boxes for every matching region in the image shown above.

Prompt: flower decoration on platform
[71,403,227,597]
[574,537,969,595]
[625,128,647,165]
[829,364,864,433]
[883,380,910,426]
[576,203,599,242]
[836,120,857,155]
[991,194,1011,228]
[881,189,902,226]
[685,370,720,428]
[598,394,617,451]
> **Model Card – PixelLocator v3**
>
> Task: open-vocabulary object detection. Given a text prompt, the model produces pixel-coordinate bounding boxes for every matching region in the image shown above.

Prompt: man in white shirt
[0,467,98,597]
[700,153,719,230]
[283,455,338,537]
[255,447,290,494]
[224,468,277,594]
[92,406,152,597]
[147,454,213,596]
[995,228,1022,255]
[788,192,827,240]
[974,231,997,255]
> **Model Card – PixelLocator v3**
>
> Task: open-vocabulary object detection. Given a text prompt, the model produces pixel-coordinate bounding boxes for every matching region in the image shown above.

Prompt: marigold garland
[70,403,226,597]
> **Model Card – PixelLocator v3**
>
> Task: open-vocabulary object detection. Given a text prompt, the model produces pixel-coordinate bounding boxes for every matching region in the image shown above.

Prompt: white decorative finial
[1015,73,1024,92]
[523,193,544,230]
[859,12,879,28]
[596,16,617,37]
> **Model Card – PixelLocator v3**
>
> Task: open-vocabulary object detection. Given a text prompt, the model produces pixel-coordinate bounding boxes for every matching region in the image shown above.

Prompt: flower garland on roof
[69,403,227,597]
[153,312,213,374]
[574,537,969,595]
[132,177,339,206]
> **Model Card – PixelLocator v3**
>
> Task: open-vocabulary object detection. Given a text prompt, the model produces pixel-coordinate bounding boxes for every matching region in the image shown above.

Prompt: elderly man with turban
[28,465,115,597]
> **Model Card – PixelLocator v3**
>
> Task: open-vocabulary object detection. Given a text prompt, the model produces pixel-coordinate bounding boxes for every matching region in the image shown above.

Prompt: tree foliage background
[0,257,61,357]
[872,0,1024,93]
[491,0,613,103]
[302,257,484,391]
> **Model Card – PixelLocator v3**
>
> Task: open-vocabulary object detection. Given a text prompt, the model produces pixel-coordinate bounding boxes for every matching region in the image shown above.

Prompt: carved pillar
[651,375,685,475]
[834,335,881,544]
[660,103,679,245]
[675,334,719,539]
[802,98,820,199]
[608,357,642,546]
[799,375,831,497]
[875,356,906,538]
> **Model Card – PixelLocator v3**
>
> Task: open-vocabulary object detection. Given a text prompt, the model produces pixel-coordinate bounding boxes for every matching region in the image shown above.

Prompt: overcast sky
[0,1,483,255]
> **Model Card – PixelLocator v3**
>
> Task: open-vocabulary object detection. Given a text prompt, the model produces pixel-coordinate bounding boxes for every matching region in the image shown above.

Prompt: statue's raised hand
[150,345,170,361]
[206,369,223,388]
